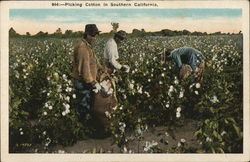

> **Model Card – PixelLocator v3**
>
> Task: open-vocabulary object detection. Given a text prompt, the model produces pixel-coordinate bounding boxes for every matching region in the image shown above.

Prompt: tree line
[9,27,242,38]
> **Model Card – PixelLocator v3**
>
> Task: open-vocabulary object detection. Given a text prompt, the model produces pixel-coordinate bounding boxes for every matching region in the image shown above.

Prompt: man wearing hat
[164,46,205,81]
[104,30,130,74]
[72,24,101,116]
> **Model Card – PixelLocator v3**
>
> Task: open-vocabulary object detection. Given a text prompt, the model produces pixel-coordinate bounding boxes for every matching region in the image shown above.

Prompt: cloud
[45,16,78,23]
[106,12,120,17]
[9,19,112,34]
[111,16,242,33]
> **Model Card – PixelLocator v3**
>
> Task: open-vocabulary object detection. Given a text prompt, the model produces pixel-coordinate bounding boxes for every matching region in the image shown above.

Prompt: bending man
[165,46,205,81]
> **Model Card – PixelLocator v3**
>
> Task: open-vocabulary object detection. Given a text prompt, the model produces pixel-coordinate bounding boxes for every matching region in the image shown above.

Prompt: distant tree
[132,29,144,37]
[72,31,84,37]
[161,29,175,36]
[212,32,222,35]
[111,22,119,32]
[182,29,191,35]
[53,28,63,38]
[63,30,73,38]
[26,32,31,36]
[65,30,73,36]
[34,31,48,37]
[9,27,19,37]
[191,31,203,36]
[173,30,182,36]
[109,22,119,38]
[55,28,62,34]
[132,29,140,34]
[140,29,146,37]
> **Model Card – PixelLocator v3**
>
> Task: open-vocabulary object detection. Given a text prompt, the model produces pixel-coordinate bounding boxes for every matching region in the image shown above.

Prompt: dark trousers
[74,80,94,117]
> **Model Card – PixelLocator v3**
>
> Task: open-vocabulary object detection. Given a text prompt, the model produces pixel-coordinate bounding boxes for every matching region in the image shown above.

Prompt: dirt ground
[50,119,201,153]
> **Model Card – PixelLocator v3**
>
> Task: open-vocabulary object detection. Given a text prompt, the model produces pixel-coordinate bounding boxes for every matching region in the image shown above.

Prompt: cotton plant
[143,140,159,153]
[9,35,243,153]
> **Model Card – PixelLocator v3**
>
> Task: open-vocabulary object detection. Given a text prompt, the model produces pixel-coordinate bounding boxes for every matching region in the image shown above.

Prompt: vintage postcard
[1,0,249,162]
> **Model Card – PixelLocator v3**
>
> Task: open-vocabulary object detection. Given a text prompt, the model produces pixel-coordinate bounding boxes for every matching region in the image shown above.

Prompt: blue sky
[10,9,242,23]
[9,9,242,34]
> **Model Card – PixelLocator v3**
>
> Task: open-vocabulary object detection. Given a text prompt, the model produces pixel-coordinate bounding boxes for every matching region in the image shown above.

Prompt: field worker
[165,46,205,81]
[72,24,101,117]
[104,30,130,74]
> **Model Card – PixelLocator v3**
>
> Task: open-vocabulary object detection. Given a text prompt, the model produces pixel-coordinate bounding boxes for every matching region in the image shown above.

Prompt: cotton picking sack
[92,72,117,134]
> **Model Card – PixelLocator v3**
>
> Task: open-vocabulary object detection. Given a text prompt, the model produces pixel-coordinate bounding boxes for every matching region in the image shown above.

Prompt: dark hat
[115,30,127,40]
[85,24,101,36]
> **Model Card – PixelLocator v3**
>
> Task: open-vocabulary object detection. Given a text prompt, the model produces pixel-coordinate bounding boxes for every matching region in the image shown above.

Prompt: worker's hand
[123,65,130,73]
[120,66,126,72]
[195,68,202,78]
[195,67,199,73]
[199,61,205,69]
[91,81,101,93]
[120,65,129,72]
[88,81,97,89]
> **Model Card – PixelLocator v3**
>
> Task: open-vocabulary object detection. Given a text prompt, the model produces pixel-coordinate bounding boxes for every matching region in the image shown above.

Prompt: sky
[9,9,242,34]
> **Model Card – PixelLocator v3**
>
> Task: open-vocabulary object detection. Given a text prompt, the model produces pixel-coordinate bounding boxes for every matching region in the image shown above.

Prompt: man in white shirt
[104,30,130,74]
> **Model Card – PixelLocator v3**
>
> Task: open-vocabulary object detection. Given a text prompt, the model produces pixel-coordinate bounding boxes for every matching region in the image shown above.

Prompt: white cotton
[138,87,143,94]
[169,85,174,92]
[65,96,70,102]
[176,112,181,118]
[48,106,53,110]
[195,83,201,89]
[179,91,184,98]
[210,95,219,103]
[129,83,134,89]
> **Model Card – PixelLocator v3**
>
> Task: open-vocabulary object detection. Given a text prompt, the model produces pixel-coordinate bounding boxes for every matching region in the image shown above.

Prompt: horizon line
[10,28,241,35]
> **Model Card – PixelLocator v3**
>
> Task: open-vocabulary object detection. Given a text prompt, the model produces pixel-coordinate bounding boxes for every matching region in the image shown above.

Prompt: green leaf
[194,129,202,137]
[209,107,214,113]
[210,146,216,153]
[227,117,236,123]
[22,111,29,116]
[233,124,241,137]
[217,147,225,153]
[213,130,218,138]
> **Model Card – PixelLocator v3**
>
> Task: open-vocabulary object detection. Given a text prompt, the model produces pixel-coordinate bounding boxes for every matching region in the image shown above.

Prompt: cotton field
[9,34,243,153]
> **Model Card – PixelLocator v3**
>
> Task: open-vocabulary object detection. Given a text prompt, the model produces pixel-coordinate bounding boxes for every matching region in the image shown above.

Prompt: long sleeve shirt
[72,39,98,83]
[104,38,122,69]
[170,46,205,71]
